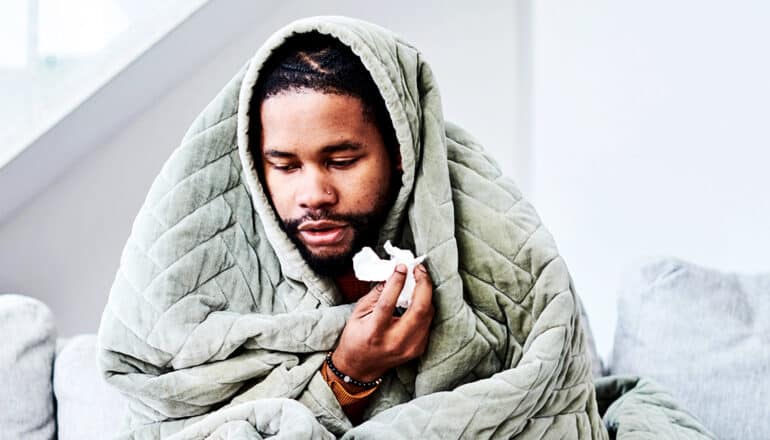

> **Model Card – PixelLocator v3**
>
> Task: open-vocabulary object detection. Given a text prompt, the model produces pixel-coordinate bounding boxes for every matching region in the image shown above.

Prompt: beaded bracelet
[325,352,383,389]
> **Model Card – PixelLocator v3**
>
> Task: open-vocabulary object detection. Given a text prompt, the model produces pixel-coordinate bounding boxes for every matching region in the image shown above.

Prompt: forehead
[259,90,380,154]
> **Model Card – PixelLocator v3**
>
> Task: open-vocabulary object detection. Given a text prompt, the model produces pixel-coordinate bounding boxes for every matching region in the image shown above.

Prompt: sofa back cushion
[609,258,769,440]
[0,294,57,440]
[54,334,126,440]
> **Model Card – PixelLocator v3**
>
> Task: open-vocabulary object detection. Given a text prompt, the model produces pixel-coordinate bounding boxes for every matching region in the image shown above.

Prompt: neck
[334,270,371,303]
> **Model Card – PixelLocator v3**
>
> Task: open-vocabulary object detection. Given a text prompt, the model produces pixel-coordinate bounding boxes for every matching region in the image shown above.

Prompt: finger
[401,264,434,328]
[416,328,431,357]
[372,264,408,327]
[353,282,384,316]
[362,282,385,303]
[404,325,432,361]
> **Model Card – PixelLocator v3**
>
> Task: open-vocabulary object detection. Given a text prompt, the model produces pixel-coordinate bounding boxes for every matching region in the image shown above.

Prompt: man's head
[252,33,401,277]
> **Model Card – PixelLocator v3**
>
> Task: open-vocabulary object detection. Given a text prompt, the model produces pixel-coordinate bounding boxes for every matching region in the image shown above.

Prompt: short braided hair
[251,32,398,157]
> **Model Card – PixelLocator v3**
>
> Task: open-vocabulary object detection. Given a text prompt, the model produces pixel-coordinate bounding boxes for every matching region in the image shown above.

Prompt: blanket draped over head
[98,16,715,440]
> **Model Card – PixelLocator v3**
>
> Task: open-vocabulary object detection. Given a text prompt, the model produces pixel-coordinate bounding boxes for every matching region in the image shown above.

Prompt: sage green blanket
[97,16,714,439]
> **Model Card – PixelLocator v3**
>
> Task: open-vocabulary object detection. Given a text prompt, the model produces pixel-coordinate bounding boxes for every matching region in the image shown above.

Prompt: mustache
[281,210,373,235]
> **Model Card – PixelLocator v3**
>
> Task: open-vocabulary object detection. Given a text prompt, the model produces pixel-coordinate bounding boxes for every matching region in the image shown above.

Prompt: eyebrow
[263,142,364,159]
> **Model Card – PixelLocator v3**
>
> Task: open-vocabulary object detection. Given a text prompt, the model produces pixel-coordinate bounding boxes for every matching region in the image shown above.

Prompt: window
[0,0,209,167]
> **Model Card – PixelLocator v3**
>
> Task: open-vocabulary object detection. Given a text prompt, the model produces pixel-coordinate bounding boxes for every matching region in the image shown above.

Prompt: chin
[298,241,361,278]
[305,243,354,260]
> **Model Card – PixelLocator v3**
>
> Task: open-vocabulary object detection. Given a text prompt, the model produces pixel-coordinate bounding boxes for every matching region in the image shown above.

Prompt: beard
[279,207,389,278]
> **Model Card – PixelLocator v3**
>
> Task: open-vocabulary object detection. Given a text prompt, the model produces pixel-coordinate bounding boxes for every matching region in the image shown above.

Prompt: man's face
[259,89,397,276]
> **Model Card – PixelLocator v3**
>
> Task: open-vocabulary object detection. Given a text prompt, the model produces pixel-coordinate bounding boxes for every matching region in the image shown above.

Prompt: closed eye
[327,158,359,168]
[269,162,299,172]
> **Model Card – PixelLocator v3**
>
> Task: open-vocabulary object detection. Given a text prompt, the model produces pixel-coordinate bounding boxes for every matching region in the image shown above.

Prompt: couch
[1,257,767,439]
[0,301,125,440]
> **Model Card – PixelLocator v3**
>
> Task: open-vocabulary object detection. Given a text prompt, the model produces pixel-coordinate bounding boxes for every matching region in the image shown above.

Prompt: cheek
[341,162,392,206]
[263,171,292,216]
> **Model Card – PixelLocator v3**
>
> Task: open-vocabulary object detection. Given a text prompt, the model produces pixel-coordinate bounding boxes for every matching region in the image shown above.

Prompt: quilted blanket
[97,16,714,439]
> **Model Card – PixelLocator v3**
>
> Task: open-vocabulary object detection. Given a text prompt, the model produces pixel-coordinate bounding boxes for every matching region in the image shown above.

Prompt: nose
[296,167,337,210]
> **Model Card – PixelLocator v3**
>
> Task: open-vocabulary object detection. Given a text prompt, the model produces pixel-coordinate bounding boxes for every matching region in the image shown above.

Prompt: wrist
[328,351,384,385]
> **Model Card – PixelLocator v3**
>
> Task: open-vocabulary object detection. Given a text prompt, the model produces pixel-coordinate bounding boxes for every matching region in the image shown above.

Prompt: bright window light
[0,0,209,168]
[38,0,130,57]
[0,3,28,69]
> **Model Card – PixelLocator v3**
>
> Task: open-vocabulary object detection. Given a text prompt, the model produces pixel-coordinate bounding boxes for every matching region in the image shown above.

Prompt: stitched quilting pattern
[97,16,615,439]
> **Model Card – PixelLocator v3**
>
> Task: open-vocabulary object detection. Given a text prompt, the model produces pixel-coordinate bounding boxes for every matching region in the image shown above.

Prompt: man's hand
[332,264,434,382]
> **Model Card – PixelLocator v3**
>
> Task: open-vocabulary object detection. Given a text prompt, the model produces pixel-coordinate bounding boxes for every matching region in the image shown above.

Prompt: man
[253,33,434,421]
[98,16,713,440]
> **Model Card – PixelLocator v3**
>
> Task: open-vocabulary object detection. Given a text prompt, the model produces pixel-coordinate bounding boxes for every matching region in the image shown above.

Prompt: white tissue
[352,241,426,308]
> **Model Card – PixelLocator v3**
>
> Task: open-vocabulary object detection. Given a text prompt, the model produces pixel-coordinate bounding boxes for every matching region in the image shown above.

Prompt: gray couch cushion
[54,334,126,440]
[609,258,770,440]
[0,294,56,440]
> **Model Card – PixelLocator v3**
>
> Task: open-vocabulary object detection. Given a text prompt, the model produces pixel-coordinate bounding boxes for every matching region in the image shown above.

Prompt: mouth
[297,220,350,247]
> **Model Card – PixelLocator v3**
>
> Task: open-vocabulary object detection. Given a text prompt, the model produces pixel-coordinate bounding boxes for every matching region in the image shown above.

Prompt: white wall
[532,0,770,360]
[6,0,768,366]
[0,0,521,336]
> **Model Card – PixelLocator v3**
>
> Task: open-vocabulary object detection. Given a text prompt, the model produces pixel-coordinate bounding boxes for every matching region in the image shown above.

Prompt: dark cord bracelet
[325,352,383,389]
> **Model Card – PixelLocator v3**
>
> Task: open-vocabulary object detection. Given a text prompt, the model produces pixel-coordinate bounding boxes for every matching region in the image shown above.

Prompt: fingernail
[416,264,427,273]
[395,264,407,274]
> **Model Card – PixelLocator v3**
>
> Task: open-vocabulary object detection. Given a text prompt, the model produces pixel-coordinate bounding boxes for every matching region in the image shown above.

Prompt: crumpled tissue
[352,241,426,308]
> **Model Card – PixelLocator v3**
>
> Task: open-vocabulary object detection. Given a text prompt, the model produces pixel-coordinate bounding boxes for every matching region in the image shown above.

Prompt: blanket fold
[595,376,716,439]
[98,15,713,439]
